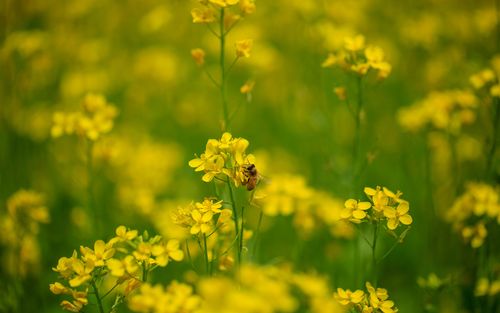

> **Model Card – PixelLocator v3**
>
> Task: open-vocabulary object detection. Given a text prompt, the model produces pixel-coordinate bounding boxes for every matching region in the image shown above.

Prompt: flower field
[1,1,499,312]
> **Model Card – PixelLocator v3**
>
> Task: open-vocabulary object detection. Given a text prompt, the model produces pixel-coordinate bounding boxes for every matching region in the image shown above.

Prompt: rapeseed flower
[235,39,253,58]
[447,182,500,248]
[51,93,118,141]
[323,34,391,79]
[189,132,256,188]
[341,199,371,223]
[383,201,413,230]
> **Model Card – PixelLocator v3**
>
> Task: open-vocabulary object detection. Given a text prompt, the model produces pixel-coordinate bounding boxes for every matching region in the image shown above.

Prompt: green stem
[219,8,230,131]
[203,234,210,275]
[486,96,500,180]
[239,206,245,263]
[372,221,378,286]
[226,180,241,267]
[352,76,363,194]
[142,263,148,282]
[101,282,120,299]
[378,238,401,263]
[91,280,105,313]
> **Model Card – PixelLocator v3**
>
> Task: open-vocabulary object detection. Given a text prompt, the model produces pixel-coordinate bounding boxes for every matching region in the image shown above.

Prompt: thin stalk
[185,239,196,271]
[378,238,401,263]
[101,282,120,299]
[371,221,379,286]
[91,280,105,313]
[226,179,241,266]
[486,97,500,180]
[203,234,210,275]
[239,206,245,264]
[352,76,364,194]
[142,263,148,282]
[219,8,230,130]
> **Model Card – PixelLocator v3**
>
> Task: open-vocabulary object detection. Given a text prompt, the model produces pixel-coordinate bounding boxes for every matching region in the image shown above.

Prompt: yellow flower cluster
[128,281,201,313]
[172,197,229,235]
[171,197,252,271]
[51,93,118,141]
[128,264,345,313]
[189,132,256,188]
[335,282,398,313]
[95,137,183,215]
[447,182,500,248]
[322,34,392,79]
[199,265,297,313]
[397,89,478,134]
[50,226,184,312]
[469,68,500,97]
[417,273,447,290]
[191,0,256,24]
[254,174,354,238]
[475,277,500,297]
[342,186,413,231]
[0,190,50,277]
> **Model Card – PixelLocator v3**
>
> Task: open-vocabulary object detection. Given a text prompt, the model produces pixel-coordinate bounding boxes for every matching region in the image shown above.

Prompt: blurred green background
[1,0,499,312]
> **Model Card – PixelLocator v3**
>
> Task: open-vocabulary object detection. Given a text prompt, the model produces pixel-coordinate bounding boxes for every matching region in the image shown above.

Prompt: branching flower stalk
[342,186,412,286]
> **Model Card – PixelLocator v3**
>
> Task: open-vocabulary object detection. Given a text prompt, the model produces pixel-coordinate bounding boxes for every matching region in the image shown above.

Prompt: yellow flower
[321,53,338,68]
[351,63,370,75]
[190,210,213,235]
[209,0,239,7]
[79,240,115,267]
[195,198,223,214]
[240,80,255,94]
[366,282,398,313]
[191,7,216,23]
[364,186,390,213]
[235,39,253,58]
[49,282,70,295]
[469,69,495,89]
[335,288,365,305]
[53,251,78,279]
[191,48,205,66]
[106,255,139,278]
[491,84,500,97]
[114,225,138,242]
[68,259,94,287]
[151,239,184,266]
[133,242,154,263]
[334,87,347,101]
[462,223,487,248]
[365,46,384,64]
[383,201,413,230]
[341,199,371,223]
[240,0,256,15]
[344,35,365,52]
[60,300,84,312]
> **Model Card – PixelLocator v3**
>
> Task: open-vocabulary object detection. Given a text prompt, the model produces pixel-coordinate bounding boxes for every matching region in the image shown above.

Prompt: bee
[242,163,259,191]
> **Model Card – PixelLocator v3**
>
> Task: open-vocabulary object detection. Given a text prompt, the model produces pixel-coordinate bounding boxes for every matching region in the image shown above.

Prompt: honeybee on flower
[188,132,258,190]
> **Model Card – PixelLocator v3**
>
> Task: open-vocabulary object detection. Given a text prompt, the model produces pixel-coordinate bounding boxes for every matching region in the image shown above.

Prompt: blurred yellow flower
[191,48,206,66]
[209,0,240,8]
[344,34,365,52]
[191,7,216,23]
[240,0,256,15]
[235,39,253,58]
